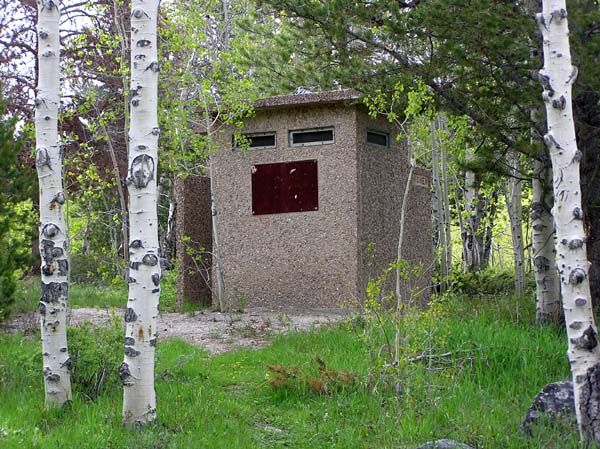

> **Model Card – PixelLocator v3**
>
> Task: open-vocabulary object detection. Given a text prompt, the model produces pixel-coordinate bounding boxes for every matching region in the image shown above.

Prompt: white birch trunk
[538,1,600,440]
[121,0,161,426]
[505,150,525,296]
[35,0,72,408]
[441,135,452,279]
[462,149,481,272]
[532,153,562,324]
[208,156,226,311]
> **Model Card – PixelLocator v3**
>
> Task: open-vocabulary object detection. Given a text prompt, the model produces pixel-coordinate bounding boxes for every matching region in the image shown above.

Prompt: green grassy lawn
[0,291,581,449]
[10,271,193,314]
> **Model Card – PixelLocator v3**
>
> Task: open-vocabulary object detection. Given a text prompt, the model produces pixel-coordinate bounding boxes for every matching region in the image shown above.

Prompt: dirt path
[2,307,347,354]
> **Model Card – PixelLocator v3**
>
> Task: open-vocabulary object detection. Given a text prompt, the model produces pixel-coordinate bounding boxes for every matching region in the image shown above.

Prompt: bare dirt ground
[2,307,348,354]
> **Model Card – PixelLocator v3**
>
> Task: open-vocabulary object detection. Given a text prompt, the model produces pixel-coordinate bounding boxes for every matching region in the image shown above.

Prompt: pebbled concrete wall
[212,104,361,310]
[177,92,432,310]
[175,176,212,307]
[356,110,433,306]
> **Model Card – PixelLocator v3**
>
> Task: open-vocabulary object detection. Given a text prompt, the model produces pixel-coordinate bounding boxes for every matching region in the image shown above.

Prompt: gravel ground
[2,307,348,354]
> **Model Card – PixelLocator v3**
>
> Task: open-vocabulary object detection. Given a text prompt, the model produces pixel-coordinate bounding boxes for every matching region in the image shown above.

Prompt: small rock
[417,440,475,449]
[521,380,575,434]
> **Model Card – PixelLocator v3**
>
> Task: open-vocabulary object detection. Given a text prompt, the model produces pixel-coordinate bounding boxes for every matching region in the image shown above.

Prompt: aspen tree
[532,153,561,324]
[35,0,72,407]
[538,0,600,440]
[121,0,161,426]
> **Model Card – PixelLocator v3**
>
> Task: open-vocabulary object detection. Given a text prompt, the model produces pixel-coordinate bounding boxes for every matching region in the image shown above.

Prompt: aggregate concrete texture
[178,90,433,310]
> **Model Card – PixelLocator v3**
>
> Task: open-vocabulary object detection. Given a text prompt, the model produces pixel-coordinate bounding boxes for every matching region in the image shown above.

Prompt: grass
[0,288,585,448]
[10,270,201,314]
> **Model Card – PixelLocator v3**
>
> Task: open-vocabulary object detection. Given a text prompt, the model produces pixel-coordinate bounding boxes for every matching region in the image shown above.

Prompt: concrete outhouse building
[176,90,432,310]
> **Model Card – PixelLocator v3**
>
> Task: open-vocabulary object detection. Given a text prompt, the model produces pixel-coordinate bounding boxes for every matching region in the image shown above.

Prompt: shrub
[447,268,532,296]
[266,355,357,395]
[68,317,123,400]
[0,103,35,320]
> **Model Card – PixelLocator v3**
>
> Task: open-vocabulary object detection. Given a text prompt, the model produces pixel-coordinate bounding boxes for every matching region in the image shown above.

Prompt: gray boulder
[521,380,575,434]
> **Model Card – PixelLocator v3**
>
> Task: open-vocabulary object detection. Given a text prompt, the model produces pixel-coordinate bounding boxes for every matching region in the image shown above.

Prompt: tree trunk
[538,1,600,441]
[532,149,562,324]
[461,149,481,272]
[100,122,129,267]
[432,115,451,291]
[506,151,525,296]
[208,155,226,311]
[441,132,452,278]
[121,0,161,426]
[163,177,177,261]
[35,0,72,407]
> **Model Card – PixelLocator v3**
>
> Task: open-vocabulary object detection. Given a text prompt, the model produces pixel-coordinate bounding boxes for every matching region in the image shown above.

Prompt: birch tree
[461,148,481,272]
[505,150,525,296]
[120,0,161,426]
[538,0,600,440]
[532,150,561,324]
[35,0,72,407]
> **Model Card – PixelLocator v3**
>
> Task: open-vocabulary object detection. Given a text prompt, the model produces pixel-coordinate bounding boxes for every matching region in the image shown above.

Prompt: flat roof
[254,89,362,110]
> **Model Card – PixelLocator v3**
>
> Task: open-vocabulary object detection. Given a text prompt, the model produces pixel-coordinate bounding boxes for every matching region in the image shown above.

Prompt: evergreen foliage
[0,99,34,319]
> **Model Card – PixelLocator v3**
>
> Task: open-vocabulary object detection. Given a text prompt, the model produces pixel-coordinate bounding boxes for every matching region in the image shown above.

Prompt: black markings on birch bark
[130,240,143,249]
[151,288,160,294]
[552,96,566,110]
[571,326,599,351]
[142,254,158,266]
[51,247,63,258]
[60,347,67,352]
[570,268,587,285]
[534,256,552,273]
[550,8,567,21]
[136,39,151,47]
[119,362,134,386]
[124,346,140,357]
[125,337,136,346]
[151,273,160,286]
[39,302,47,316]
[57,259,68,276]
[571,321,583,330]
[128,155,154,189]
[128,277,137,284]
[124,308,138,323]
[53,192,66,205]
[42,223,59,238]
[61,358,72,371]
[145,62,159,73]
[132,8,146,19]
[130,261,140,270]
[569,239,585,250]
[149,338,157,347]
[576,298,588,307]
[40,282,68,303]
[46,373,61,382]
[543,133,562,150]
[36,148,51,169]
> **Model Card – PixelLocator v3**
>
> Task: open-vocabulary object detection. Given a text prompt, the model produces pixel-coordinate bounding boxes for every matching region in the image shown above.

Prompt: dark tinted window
[367,130,389,147]
[252,160,319,215]
[290,128,334,146]
[234,133,276,149]
[247,134,276,148]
